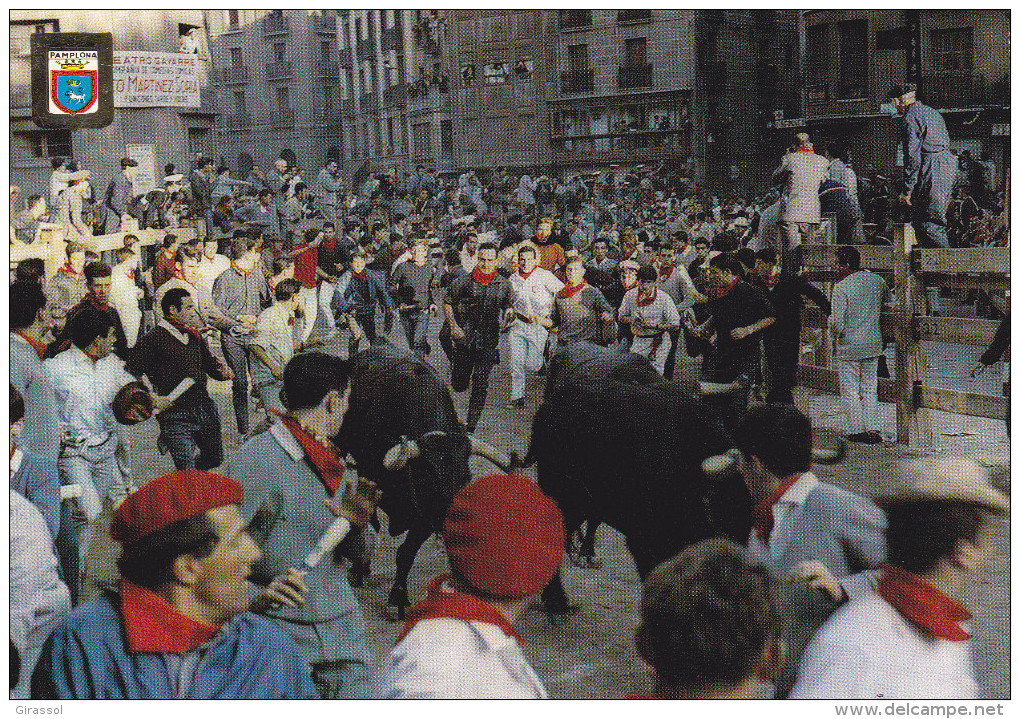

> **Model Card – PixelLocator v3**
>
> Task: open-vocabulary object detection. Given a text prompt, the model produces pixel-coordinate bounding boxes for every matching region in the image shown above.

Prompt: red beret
[110,471,243,545]
[443,473,564,600]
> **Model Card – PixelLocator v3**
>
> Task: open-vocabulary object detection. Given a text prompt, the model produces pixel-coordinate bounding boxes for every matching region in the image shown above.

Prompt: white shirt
[747,471,818,561]
[790,590,980,699]
[508,268,564,320]
[44,347,135,441]
[382,617,548,699]
[251,303,296,369]
[618,287,681,337]
[196,254,230,295]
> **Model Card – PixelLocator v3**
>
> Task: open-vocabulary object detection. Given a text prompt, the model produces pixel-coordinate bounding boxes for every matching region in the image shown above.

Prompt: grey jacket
[830,270,890,360]
[773,150,830,224]
[745,474,886,696]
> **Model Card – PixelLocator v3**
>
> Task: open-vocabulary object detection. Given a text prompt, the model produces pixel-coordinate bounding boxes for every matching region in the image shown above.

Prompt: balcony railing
[262,14,289,37]
[559,10,593,30]
[618,63,653,89]
[618,10,652,23]
[561,69,594,94]
[198,87,218,113]
[216,65,250,84]
[318,62,339,79]
[271,110,295,127]
[312,13,336,34]
[222,113,252,130]
[265,61,293,80]
[312,108,340,127]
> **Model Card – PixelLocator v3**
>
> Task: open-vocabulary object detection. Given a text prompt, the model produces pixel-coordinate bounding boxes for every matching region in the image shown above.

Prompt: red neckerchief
[876,564,972,641]
[278,413,344,494]
[82,350,101,363]
[557,281,586,299]
[692,222,703,231]
[397,575,523,645]
[676,242,689,255]
[165,315,203,342]
[518,267,536,280]
[321,235,338,252]
[764,271,782,288]
[120,579,221,654]
[472,267,498,286]
[352,270,367,281]
[13,330,47,360]
[86,293,110,312]
[287,313,296,326]
[622,248,635,259]
[124,267,135,280]
[230,260,254,276]
[751,475,800,543]
[636,287,658,307]
[711,277,740,299]
[57,263,80,275]
[658,265,675,282]
[795,145,813,153]
[835,267,856,283]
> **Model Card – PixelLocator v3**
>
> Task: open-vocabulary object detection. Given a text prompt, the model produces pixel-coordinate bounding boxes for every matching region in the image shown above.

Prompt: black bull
[336,345,511,617]
[526,342,755,612]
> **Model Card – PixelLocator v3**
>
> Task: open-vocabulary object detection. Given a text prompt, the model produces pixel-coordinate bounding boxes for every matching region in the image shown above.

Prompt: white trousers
[836,357,880,434]
[318,280,337,330]
[508,321,548,401]
[631,333,672,376]
[298,285,318,341]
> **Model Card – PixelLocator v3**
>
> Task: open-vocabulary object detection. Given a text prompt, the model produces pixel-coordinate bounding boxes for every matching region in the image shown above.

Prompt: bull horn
[698,379,745,396]
[701,449,741,479]
[468,435,514,472]
[811,439,848,464]
[383,436,421,471]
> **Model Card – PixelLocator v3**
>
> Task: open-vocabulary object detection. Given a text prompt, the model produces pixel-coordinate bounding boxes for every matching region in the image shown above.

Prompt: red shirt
[292,244,318,289]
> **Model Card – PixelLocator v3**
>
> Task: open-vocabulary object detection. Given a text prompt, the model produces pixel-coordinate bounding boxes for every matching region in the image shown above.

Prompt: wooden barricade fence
[10,225,198,281]
[795,224,1009,446]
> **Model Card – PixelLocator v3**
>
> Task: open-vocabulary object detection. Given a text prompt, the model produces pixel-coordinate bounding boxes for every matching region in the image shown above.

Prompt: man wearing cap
[225,352,381,699]
[735,404,886,697]
[792,458,1007,699]
[889,84,956,249]
[381,473,564,699]
[102,158,138,234]
[31,471,320,699]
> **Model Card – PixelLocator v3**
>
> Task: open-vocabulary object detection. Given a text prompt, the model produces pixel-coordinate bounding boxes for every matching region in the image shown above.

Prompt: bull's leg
[540,572,580,623]
[384,524,431,621]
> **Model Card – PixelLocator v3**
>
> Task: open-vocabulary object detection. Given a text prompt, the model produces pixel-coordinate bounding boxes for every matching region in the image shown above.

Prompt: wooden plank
[802,307,898,338]
[893,223,932,446]
[918,386,1010,421]
[914,248,1010,274]
[87,227,197,253]
[796,364,900,403]
[912,315,1003,346]
[801,244,894,270]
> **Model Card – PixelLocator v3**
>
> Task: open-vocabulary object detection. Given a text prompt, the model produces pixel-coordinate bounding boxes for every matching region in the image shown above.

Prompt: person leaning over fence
[629,538,783,699]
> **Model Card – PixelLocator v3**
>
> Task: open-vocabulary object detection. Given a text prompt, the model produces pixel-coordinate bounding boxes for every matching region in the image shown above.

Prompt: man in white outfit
[618,265,681,376]
[772,132,829,272]
[506,245,563,407]
[829,245,890,444]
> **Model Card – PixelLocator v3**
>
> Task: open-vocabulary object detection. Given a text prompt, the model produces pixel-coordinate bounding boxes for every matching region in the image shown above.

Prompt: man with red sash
[735,404,886,697]
[31,470,319,699]
[792,458,1007,699]
[618,264,681,376]
[629,538,783,699]
[225,352,382,698]
[382,473,564,698]
[442,242,513,432]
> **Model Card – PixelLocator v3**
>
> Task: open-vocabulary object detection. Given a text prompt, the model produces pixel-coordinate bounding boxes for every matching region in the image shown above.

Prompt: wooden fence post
[892,223,932,446]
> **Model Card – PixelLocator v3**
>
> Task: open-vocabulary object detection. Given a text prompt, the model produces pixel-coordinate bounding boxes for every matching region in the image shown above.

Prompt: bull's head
[383,432,514,532]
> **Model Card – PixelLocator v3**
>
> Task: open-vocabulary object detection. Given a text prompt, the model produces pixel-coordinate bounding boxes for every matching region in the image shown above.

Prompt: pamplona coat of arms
[49,50,99,114]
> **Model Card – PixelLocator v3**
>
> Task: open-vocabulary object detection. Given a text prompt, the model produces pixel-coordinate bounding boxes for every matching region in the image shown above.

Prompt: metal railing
[560,69,594,94]
[270,109,295,127]
[262,14,289,37]
[618,63,652,89]
[312,13,336,34]
[265,61,293,80]
[559,10,593,30]
[617,10,652,23]
[222,113,252,129]
[216,65,250,85]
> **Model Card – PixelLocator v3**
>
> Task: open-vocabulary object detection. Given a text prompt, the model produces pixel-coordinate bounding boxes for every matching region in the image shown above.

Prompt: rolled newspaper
[301,516,352,570]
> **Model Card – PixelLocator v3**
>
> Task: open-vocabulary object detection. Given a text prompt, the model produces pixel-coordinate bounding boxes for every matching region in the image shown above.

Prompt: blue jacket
[332,268,393,318]
[31,590,318,699]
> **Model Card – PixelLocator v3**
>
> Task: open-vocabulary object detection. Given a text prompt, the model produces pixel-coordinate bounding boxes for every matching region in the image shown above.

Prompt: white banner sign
[113,51,200,108]
[126,144,157,196]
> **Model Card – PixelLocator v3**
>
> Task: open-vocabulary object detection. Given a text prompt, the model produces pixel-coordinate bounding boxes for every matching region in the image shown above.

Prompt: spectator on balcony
[178,26,202,55]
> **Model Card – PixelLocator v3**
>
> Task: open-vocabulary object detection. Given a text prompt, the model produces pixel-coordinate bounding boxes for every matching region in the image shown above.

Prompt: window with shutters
[931,27,973,75]
[837,19,867,99]
[227,10,240,30]
[233,90,246,114]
